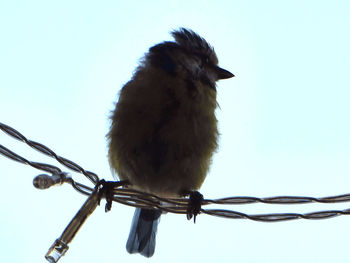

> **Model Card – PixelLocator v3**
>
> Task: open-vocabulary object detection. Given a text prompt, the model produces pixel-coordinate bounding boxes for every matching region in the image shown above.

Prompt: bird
[107,27,234,257]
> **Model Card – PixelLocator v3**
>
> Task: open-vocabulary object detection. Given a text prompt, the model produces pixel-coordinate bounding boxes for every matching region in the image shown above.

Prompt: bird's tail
[126,208,162,257]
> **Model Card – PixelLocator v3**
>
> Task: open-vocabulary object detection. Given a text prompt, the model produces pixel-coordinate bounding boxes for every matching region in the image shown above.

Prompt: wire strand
[1,121,350,223]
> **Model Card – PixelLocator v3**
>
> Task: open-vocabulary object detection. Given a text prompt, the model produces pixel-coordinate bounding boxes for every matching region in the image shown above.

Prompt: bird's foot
[96,179,129,212]
[183,191,203,223]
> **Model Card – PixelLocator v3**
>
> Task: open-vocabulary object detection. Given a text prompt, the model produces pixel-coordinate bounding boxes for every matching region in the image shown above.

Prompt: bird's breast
[108,71,218,197]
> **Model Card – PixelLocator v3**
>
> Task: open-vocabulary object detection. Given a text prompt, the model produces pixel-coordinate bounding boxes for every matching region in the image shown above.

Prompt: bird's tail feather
[126,208,161,257]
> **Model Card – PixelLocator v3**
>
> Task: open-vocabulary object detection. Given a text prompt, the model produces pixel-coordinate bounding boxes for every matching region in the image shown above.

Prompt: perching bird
[107,28,234,257]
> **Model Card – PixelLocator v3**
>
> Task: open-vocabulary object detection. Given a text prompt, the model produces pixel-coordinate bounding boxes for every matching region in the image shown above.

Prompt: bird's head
[145,28,234,90]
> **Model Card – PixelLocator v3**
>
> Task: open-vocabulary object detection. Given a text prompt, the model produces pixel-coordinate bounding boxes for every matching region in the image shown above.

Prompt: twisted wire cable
[0,122,99,184]
[2,121,350,262]
[1,121,350,223]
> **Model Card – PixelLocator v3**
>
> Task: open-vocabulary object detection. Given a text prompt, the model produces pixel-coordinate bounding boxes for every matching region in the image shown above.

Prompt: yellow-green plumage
[108,66,218,197]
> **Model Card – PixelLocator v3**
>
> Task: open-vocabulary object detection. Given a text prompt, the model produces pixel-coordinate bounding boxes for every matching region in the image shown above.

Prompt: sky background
[1,0,350,262]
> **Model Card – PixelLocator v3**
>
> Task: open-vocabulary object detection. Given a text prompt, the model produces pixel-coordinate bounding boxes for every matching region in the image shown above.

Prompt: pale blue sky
[1,1,350,262]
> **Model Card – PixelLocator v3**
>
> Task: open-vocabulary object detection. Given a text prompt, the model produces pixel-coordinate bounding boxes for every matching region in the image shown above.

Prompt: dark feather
[171,28,218,64]
[126,208,162,257]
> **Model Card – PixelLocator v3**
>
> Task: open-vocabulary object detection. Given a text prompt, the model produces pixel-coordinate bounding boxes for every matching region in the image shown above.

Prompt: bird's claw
[186,191,203,223]
[96,180,129,212]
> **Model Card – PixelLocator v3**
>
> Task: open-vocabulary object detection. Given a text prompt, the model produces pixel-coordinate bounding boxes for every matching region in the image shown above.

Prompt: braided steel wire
[0,122,99,184]
[1,121,350,223]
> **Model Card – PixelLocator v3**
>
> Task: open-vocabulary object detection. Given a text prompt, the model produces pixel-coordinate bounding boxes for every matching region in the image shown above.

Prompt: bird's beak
[216,66,235,80]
